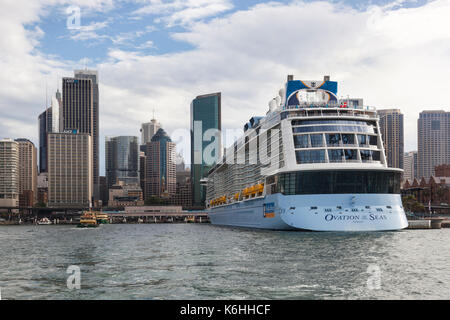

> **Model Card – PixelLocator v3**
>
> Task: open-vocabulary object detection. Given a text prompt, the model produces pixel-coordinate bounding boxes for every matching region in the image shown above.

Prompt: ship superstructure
[205,75,408,231]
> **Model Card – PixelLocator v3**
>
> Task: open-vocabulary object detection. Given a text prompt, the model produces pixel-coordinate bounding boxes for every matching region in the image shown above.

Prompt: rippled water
[0,224,449,299]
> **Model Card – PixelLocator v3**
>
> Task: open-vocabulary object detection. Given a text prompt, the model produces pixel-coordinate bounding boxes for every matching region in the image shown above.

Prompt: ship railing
[283,103,375,111]
[283,110,377,119]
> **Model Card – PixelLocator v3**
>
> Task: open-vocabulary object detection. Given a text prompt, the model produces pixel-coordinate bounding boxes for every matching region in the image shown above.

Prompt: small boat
[186,216,195,223]
[37,218,52,225]
[137,218,144,224]
[77,211,99,228]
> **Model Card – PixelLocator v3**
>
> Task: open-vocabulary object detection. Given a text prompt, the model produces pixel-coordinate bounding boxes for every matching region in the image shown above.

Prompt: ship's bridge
[269,75,388,172]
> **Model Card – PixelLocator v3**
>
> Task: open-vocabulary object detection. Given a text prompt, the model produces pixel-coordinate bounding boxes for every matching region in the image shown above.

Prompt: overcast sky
[0,0,448,175]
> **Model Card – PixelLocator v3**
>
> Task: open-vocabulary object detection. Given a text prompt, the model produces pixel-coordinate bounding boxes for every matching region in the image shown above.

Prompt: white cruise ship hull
[208,193,408,231]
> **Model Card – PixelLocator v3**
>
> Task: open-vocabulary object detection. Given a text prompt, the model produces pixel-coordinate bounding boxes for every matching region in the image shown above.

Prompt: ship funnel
[287,75,294,81]
[324,75,330,81]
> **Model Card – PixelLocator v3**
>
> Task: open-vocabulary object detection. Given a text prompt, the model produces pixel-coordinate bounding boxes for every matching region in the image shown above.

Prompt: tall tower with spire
[141,114,161,146]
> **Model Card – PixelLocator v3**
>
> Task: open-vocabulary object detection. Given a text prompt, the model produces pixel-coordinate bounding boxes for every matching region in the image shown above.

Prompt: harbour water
[0,224,449,300]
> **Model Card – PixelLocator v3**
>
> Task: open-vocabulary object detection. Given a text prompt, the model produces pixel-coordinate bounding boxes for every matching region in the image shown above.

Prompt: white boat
[37,218,52,225]
[206,75,408,231]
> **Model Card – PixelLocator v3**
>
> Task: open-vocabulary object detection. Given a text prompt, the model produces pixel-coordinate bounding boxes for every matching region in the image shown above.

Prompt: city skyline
[1,0,449,178]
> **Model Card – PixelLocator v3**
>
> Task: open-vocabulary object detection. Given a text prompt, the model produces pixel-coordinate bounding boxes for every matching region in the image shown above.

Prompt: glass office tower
[105,136,139,188]
[190,92,221,209]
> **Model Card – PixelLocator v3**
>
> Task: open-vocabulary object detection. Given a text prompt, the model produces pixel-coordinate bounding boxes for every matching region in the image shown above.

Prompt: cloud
[68,20,111,41]
[132,0,234,26]
[1,0,450,173]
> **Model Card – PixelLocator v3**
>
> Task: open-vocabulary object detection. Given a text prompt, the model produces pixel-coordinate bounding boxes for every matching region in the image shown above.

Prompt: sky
[0,0,448,175]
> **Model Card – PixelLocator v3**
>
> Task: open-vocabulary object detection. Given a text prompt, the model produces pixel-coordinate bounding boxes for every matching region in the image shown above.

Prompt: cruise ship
[205,75,408,231]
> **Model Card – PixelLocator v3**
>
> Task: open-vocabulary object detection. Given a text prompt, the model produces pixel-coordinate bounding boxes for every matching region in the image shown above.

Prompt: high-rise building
[141,118,161,146]
[190,92,221,208]
[51,95,60,133]
[176,152,185,172]
[378,109,404,169]
[99,176,108,206]
[55,89,63,130]
[145,128,176,199]
[47,132,93,208]
[105,136,139,188]
[15,139,37,206]
[63,70,99,200]
[0,139,19,207]
[170,169,192,209]
[403,151,418,182]
[38,107,52,173]
[418,110,450,179]
[37,172,48,206]
[139,151,146,197]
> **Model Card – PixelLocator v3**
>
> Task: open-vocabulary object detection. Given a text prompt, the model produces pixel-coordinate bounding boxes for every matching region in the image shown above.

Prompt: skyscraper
[47,132,93,208]
[15,139,37,207]
[170,169,192,209]
[139,151,146,197]
[105,136,139,188]
[190,92,221,208]
[146,128,176,199]
[0,139,19,207]
[141,118,161,146]
[418,110,450,179]
[404,151,418,181]
[62,72,99,199]
[74,70,99,199]
[378,109,404,169]
[55,89,63,130]
[38,107,52,173]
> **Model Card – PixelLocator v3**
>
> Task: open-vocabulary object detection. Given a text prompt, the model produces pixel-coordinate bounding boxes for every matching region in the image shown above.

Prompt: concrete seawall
[407,220,431,229]
[407,218,447,229]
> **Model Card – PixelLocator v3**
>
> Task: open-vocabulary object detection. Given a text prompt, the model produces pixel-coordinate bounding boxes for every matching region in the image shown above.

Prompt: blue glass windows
[357,134,367,146]
[295,150,326,164]
[310,134,324,147]
[326,133,341,146]
[293,135,309,148]
[277,170,401,195]
[360,149,372,161]
[369,135,377,146]
[372,151,381,161]
[328,149,344,162]
[344,149,358,161]
[341,134,355,145]
[293,134,324,148]
[292,126,375,134]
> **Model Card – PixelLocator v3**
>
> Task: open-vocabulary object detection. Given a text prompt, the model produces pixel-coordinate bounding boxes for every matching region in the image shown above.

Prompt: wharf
[407,218,450,230]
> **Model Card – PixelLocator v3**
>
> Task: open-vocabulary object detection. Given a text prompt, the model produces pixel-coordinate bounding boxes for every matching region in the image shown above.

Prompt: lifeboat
[234,193,240,201]
[256,183,264,195]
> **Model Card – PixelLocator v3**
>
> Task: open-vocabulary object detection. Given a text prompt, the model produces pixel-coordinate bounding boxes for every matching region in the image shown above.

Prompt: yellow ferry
[77,211,99,228]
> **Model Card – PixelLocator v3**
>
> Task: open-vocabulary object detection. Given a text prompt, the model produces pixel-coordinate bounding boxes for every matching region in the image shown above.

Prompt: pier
[407,218,449,229]
[105,211,209,224]
[0,205,210,225]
